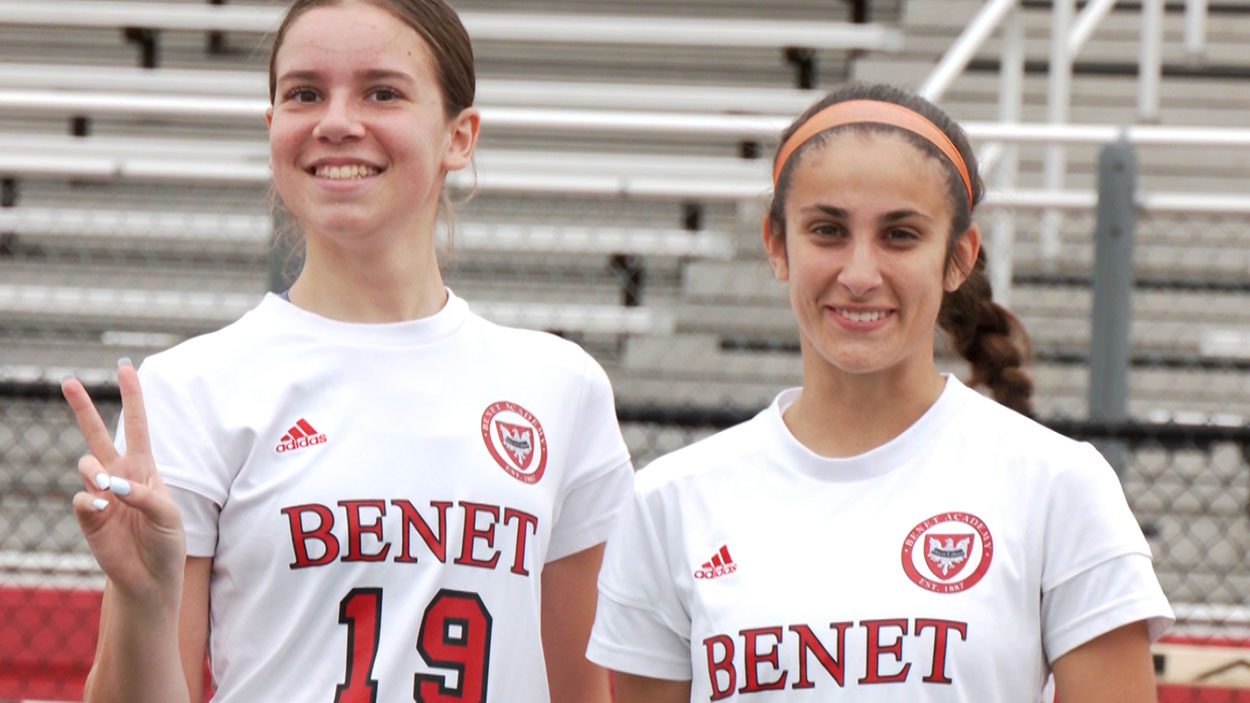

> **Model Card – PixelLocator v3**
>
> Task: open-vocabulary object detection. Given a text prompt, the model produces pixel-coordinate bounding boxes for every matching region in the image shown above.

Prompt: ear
[944,223,982,292]
[442,106,481,172]
[762,217,789,282]
[265,105,273,130]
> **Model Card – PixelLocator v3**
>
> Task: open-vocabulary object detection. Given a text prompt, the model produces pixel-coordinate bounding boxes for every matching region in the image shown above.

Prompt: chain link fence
[4,387,1250,699]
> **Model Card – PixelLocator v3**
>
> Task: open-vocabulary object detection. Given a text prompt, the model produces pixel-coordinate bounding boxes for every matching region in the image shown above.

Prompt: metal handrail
[918,0,1213,303]
[918,0,1018,102]
[1068,0,1121,57]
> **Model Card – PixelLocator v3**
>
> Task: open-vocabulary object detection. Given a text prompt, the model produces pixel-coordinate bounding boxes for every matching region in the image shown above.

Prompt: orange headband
[771,99,974,207]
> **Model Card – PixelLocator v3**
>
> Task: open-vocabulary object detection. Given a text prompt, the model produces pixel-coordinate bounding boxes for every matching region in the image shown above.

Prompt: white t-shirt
[122,290,633,703]
[588,376,1172,702]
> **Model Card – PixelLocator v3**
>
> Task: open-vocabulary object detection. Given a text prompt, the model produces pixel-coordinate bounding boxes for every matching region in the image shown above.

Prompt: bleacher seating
[0,0,905,571]
[2,0,1246,410]
[2,0,1250,640]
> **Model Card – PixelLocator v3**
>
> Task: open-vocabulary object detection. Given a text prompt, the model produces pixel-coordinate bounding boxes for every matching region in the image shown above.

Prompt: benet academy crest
[481,401,549,484]
[901,512,993,593]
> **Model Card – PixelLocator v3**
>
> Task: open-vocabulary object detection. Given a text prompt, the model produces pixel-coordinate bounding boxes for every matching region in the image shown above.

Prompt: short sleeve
[1040,442,1173,660]
[169,485,222,557]
[116,359,233,509]
[1042,442,1153,590]
[587,483,692,680]
[1042,553,1174,661]
[546,356,634,562]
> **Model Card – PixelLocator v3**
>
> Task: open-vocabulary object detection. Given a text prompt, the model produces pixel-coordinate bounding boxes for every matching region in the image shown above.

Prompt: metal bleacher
[0,0,899,567]
[0,0,899,392]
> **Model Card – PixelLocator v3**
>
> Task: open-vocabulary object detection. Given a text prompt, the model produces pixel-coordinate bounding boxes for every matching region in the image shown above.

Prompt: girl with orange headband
[587,83,1171,702]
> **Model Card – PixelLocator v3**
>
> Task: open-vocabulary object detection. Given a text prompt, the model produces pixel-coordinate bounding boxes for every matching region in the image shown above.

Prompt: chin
[819,344,897,376]
[831,360,890,376]
[306,212,382,237]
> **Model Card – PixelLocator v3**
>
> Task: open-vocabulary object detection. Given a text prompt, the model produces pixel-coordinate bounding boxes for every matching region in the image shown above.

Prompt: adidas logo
[276,418,328,453]
[694,545,737,580]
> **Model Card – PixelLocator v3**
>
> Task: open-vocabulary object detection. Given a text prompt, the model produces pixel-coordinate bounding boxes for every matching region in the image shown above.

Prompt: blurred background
[0,0,1248,699]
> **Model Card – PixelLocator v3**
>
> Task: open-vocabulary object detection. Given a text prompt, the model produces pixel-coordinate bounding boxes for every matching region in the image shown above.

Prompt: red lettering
[703,634,736,701]
[859,619,911,684]
[503,508,539,576]
[789,622,849,688]
[280,499,537,577]
[739,627,787,693]
[916,618,967,684]
[338,500,389,562]
[453,502,501,569]
[391,499,450,564]
[282,503,339,569]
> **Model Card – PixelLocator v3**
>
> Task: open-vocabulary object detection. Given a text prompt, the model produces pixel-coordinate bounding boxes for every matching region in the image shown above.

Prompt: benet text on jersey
[281,499,540,577]
[703,617,969,698]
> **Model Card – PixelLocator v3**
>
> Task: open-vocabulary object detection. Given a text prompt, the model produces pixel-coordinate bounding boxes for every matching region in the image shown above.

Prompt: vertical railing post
[1088,138,1138,476]
[1041,0,1075,264]
[1140,0,1165,120]
[1185,0,1209,62]
[990,1,1024,305]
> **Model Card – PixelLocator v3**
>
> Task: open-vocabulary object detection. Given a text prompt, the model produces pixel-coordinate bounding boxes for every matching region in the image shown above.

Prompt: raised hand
[62,360,186,604]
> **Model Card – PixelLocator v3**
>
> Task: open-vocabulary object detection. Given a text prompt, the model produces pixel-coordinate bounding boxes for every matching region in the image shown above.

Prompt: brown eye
[286,88,320,104]
[370,88,401,102]
[884,228,920,243]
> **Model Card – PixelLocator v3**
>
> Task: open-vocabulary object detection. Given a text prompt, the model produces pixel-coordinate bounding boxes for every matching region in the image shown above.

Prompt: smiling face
[267,1,477,245]
[767,129,979,383]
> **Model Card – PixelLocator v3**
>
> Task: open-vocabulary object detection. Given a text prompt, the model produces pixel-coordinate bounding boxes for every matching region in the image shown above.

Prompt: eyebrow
[801,204,932,223]
[276,68,417,85]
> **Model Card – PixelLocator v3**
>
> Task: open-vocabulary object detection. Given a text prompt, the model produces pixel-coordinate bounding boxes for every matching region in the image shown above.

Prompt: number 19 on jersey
[335,588,493,702]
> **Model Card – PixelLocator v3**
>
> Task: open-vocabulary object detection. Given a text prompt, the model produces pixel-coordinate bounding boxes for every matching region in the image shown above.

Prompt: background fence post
[1088,137,1138,476]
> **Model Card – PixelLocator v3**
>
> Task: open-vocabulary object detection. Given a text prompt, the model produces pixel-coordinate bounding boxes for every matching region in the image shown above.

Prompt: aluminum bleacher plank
[0,283,674,337]
[0,62,822,115]
[0,208,735,260]
[0,2,904,52]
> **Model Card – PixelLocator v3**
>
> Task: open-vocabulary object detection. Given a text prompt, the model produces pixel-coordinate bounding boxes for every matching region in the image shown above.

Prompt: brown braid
[938,249,1034,414]
[768,82,1034,413]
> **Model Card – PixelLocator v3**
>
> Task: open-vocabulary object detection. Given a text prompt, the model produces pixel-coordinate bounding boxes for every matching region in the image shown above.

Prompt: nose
[837,236,883,297]
[312,94,365,143]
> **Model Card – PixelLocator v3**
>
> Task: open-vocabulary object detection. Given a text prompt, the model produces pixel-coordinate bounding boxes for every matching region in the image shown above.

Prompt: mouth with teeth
[310,163,383,180]
[833,308,892,324]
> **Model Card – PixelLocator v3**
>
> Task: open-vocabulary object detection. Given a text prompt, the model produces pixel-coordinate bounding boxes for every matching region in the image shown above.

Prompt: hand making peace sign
[61,361,186,604]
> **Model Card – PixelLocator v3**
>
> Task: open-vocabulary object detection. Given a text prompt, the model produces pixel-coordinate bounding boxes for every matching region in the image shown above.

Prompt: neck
[783,351,947,458]
[286,224,447,323]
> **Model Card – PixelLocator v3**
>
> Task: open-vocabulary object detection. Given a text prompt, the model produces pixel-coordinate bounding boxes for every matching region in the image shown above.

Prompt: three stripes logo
[275,418,328,454]
[694,545,737,580]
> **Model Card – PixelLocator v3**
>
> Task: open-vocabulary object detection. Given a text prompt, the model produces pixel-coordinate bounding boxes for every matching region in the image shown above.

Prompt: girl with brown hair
[588,83,1172,703]
[60,2,630,701]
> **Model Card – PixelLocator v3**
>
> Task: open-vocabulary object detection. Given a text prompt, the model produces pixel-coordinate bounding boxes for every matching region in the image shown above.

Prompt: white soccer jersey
[120,290,633,703]
[588,376,1172,702]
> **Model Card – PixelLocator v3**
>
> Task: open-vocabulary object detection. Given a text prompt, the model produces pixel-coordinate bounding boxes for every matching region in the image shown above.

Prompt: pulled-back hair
[264,0,476,278]
[767,83,1034,414]
[268,0,475,118]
